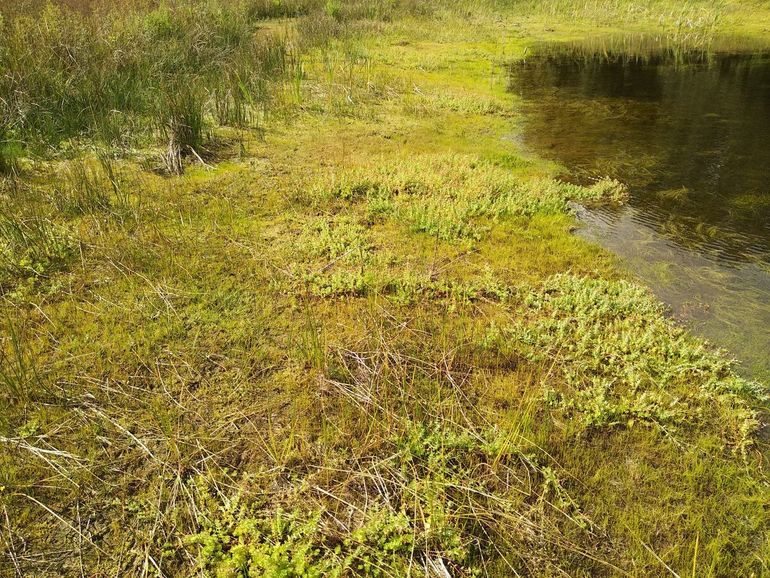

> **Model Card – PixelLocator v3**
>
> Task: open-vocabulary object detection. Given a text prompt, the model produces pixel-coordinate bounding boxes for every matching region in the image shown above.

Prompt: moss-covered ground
[2,1,770,576]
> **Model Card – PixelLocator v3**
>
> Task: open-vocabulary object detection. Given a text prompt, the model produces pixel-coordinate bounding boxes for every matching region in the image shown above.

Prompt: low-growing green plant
[311,155,627,244]
[305,269,373,297]
[303,215,371,262]
[188,417,597,578]
[190,505,419,578]
[485,274,765,451]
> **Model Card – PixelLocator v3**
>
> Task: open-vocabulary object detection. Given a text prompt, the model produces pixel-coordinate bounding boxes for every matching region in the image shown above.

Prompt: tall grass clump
[0,20,21,176]
[0,1,302,167]
[211,32,296,130]
[157,84,207,174]
[244,0,320,19]
[0,211,75,287]
[53,160,111,216]
[50,152,133,218]
[0,131,22,177]
[0,0,442,167]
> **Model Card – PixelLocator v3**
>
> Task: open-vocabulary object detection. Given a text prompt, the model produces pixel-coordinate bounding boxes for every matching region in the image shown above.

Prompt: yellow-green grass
[2,1,770,576]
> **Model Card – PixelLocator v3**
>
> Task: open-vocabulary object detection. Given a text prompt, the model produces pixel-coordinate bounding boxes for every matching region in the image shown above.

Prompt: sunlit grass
[0,0,769,576]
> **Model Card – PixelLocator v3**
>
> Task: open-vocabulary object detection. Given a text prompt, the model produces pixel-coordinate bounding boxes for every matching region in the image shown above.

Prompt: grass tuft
[0,211,75,288]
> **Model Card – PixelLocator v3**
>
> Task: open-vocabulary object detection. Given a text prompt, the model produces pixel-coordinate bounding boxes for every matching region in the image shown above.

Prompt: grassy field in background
[2,1,770,576]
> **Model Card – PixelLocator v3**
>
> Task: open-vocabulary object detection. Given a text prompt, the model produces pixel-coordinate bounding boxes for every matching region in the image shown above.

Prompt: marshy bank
[509,35,770,379]
[2,2,770,577]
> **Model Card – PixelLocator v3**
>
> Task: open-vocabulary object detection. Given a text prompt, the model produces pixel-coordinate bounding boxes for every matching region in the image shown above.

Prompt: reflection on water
[510,36,770,379]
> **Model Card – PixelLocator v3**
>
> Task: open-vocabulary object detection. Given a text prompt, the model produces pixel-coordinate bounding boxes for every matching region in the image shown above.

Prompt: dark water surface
[510,39,770,379]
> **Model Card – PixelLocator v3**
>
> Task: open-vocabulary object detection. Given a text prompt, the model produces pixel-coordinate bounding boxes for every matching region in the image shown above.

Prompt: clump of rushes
[158,83,206,174]
[0,100,21,177]
[51,152,133,218]
[0,1,305,164]
[0,211,75,286]
[244,0,319,19]
[53,160,111,216]
[0,134,21,177]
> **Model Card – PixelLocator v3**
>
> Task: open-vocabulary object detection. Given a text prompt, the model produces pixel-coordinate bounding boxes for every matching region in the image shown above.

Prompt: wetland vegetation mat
[1,1,770,576]
[510,37,770,380]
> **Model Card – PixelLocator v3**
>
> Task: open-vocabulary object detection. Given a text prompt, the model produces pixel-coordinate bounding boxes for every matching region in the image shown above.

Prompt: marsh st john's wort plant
[312,155,628,245]
[488,274,764,450]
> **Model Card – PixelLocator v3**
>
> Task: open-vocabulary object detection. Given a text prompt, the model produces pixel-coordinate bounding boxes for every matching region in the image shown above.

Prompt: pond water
[509,37,770,380]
